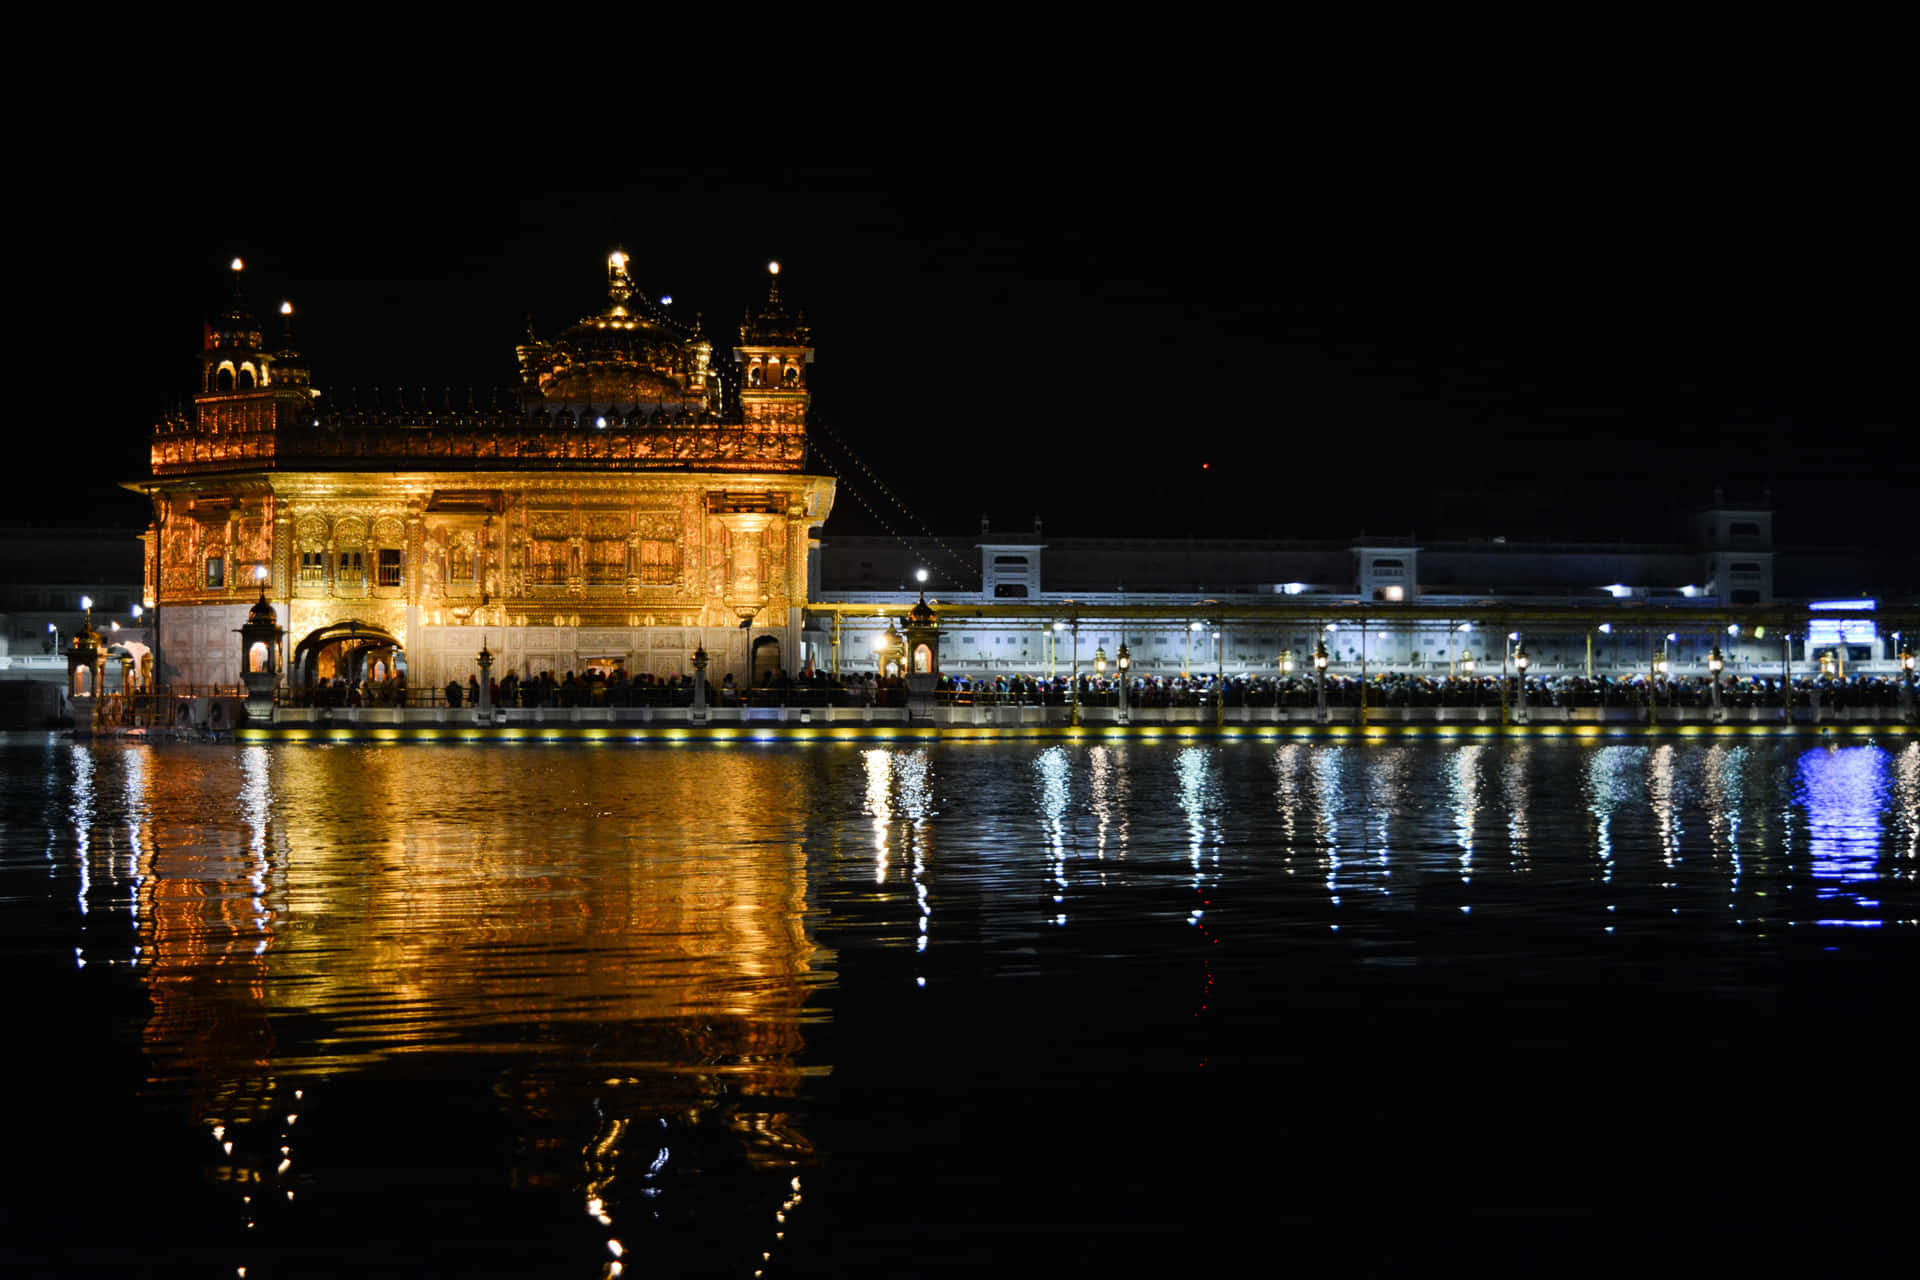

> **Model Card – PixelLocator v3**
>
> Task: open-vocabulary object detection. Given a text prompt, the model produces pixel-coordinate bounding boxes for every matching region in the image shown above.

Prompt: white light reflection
[1446,745,1483,887]
[1087,745,1130,865]
[122,745,149,939]
[1307,747,1344,912]
[1795,746,1893,928]
[1584,746,1645,892]
[1036,747,1072,925]
[1702,744,1747,907]
[1501,743,1530,869]
[70,745,96,932]
[1647,744,1685,870]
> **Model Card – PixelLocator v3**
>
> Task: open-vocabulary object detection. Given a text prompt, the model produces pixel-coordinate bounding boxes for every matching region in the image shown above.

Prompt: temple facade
[134,255,835,694]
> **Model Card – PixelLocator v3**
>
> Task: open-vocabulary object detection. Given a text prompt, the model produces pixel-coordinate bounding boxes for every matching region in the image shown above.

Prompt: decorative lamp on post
[902,593,940,724]
[1116,642,1131,724]
[1514,643,1530,724]
[1896,640,1912,721]
[1313,637,1330,723]
[690,641,711,722]
[1708,643,1725,722]
[66,595,105,737]
[236,570,285,723]
[475,636,494,713]
[1461,648,1476,707]
[878,622,905,678]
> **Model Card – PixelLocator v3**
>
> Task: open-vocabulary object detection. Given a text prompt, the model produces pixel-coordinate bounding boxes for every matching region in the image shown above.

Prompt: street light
[1709,643,1725,721]
[1514,643,1530,723]
[1313,637,1330,723]
[1116,642,1131,724]
[1461,648,1475,706]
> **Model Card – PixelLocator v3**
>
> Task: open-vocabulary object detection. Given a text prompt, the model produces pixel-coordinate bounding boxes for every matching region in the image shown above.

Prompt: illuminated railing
[151,419,808,475]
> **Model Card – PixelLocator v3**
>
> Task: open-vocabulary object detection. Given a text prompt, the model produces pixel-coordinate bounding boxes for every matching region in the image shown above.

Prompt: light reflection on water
[8,734,1919,1274]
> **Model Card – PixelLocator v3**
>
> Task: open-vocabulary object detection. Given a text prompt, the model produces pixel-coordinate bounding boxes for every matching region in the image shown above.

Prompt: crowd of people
[285,666,1915,713]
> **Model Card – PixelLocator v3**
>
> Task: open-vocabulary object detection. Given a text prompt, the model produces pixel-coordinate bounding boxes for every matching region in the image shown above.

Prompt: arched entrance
[293,620,405,700]
[751,635,782,685]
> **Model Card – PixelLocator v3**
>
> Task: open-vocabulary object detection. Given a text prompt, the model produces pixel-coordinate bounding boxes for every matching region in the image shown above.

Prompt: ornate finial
[230,257,245,296]
[766,260,783,307]
[608,249,634,314]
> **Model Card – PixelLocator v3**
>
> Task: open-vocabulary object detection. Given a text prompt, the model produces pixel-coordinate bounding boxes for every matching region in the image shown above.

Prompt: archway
[293,620,405,701]
[751,635,782,686]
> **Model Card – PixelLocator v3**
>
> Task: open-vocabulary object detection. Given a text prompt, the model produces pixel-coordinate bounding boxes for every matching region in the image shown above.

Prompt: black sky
[7,6,1914,548]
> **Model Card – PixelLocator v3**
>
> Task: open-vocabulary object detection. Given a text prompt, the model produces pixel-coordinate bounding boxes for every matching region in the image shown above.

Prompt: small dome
[247,594,278,627]
[908,592,935,626]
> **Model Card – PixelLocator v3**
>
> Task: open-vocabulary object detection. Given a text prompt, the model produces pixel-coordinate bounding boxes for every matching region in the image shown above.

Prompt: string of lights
[807,418,976,583]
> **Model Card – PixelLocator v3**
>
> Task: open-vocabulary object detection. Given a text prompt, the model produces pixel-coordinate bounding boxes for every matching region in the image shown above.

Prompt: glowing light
[280,301,292,316]
[659,294,672,304]
[767,260,780,275]
[80,595,92,611]
[608,1240,625,1258]
[230,258,244,271]
[255,564,269,583]
[915,568,928,583]
[609,251,627,269]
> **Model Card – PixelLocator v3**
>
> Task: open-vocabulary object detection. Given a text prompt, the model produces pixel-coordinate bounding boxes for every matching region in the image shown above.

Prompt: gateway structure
[134,255,834,695]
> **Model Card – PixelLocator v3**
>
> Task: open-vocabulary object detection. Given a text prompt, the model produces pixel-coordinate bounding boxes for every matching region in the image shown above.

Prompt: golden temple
[132,255,835,694]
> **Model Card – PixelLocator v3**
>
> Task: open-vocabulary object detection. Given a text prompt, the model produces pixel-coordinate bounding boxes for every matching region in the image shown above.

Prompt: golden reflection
[124,744,827,1222]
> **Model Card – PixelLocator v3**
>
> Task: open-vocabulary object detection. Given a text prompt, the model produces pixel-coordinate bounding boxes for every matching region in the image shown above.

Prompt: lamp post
[1116,642,1131,725]
[1708,643,1724,722]
[691,641,709,722]
[1314,638,1330,723]
[1461,648,1476,708]
[1214,627,1224,728]
[1513,643,1530,724]
[1069,620,1080,728]
[476,637,494,713]
[1900,644,1914,722]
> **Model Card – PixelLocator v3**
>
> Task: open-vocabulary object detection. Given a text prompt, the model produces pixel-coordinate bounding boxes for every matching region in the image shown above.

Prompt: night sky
[9,7,1914,549]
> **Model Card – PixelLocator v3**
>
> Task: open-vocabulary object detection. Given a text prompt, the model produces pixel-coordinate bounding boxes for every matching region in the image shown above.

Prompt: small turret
[734,261,813,428]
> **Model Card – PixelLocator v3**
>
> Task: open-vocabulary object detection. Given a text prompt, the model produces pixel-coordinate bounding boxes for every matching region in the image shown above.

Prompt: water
[5,733,1916,1275]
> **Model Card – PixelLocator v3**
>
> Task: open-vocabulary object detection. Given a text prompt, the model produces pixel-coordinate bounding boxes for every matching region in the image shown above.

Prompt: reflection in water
[1795,746,1892,927]
[1447,745,1483,888]
[1585,745,1644,891]
[13,736,1920,1275]
[106,745,824,1274]
[1501,743,1530,868]
[1038,746,1073,927]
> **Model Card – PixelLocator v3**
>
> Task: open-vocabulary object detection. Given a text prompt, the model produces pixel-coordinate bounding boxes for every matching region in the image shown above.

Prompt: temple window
[205,556,225,588]
[586,539,627,584]
[639,539,680,585]
[337,549,365,587]
[215,367,234,392]
[236,366,255,390]
[749,365,764,387]
[377,547,404,587]
[299,550,326,586]
[782,365,799,387]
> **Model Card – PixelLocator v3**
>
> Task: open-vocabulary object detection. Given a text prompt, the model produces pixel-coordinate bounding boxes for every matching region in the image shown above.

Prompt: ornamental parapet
[152,413,807,476]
